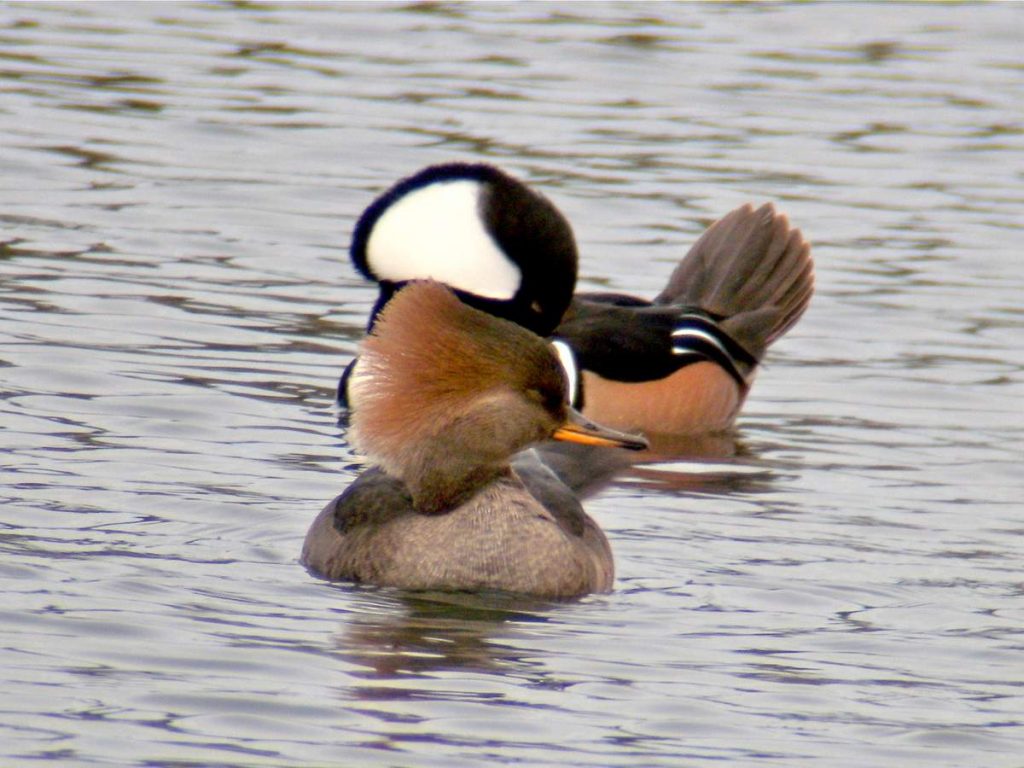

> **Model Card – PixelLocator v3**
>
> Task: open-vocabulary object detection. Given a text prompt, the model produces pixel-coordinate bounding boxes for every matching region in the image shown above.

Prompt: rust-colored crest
[349,281,565,463]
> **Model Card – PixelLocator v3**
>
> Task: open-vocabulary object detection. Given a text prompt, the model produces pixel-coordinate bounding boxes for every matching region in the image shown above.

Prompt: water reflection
[625,461,777,498]
[532,431,757,498]
[333,589,556,680]
[2,1,1022,765]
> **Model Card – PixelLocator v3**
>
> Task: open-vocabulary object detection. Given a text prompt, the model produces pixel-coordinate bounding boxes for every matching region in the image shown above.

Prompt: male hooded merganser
[338,163,813,437]
[304,281,647,599]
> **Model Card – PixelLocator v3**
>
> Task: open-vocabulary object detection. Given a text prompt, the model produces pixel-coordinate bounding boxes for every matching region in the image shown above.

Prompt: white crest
[366,179,522,300]
[550,339,579,407]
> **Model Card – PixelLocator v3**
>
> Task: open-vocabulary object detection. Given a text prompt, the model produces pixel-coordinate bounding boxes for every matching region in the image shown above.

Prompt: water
[2,3,1022,766]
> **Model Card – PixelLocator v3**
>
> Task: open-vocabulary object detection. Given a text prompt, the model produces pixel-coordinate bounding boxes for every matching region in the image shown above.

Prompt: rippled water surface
[2,3,1022,766]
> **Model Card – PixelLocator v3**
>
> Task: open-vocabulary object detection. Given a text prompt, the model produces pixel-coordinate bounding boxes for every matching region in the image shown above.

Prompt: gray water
[2,3,1022,766]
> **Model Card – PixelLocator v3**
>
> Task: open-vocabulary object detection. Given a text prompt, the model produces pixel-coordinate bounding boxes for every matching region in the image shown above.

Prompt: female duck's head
[347,281,645,512]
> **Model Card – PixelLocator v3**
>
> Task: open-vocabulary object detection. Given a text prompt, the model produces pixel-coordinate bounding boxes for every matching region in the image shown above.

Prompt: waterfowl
[304,281,646,599]
[338,163,813,438]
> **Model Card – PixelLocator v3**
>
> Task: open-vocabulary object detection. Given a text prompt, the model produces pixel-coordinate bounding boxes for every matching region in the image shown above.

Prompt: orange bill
[552,407,648,451]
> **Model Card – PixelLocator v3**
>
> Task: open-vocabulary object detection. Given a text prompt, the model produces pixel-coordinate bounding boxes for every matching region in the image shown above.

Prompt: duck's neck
[405,463,511,514]
[382,440,511,514]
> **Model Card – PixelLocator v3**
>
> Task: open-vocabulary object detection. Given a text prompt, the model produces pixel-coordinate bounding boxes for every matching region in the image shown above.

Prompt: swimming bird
[304,281,647,599]
[337,163,813,438]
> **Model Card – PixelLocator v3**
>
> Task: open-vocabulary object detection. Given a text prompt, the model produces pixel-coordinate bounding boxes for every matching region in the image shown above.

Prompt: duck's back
[301,469,613,599]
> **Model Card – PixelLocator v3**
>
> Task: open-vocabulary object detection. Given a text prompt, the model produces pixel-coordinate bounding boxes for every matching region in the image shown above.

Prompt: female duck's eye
[530,386,563,413]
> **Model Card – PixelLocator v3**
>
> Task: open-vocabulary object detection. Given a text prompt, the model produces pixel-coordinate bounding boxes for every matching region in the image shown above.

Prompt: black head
[350,163,578,337]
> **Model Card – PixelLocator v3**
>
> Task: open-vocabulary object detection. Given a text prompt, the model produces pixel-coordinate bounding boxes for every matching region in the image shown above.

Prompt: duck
[337,163,814,439]
[303,280,647,599]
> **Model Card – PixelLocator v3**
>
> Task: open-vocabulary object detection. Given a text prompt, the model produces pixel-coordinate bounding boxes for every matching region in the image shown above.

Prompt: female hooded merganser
[337,163,813,438]
[304,281,647,599]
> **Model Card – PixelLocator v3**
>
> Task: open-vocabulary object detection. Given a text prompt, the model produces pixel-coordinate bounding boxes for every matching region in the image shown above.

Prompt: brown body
[302,471,613,599]
[582,363,745,437]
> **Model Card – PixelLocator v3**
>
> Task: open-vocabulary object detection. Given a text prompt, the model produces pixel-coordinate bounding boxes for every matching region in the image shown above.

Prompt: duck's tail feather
[654,203,814,362]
